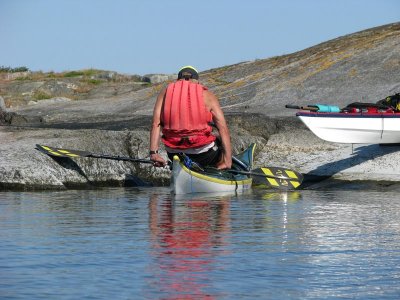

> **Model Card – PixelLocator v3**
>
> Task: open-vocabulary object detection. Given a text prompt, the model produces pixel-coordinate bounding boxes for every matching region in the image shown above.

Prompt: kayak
[288,103,400,144]
[171,144,255,194]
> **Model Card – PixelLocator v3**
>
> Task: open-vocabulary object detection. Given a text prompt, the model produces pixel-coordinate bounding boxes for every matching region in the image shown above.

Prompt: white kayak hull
[171,156,252,194]
[297,112,400,144]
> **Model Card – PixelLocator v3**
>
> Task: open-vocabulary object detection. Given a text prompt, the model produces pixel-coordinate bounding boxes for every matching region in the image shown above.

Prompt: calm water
[1,187,400,299]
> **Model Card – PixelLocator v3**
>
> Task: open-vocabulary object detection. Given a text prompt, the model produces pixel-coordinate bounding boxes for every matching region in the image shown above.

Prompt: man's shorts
[167,143,221,167]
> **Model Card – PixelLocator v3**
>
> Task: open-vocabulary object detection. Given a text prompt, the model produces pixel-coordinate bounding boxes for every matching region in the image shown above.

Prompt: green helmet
[177,65,199,80]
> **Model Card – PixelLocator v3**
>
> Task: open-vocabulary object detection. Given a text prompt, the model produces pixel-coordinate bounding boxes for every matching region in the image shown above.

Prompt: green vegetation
[63,70,86,78]
[83,79,102,85]
[0,66,30,73]
[33,90,52,100]
[46,72,57,78]
[63,69,102,78]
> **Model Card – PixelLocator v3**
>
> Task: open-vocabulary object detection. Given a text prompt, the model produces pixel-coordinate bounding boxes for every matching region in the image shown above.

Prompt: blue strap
[180,153,204,172]
[315,104,341,113]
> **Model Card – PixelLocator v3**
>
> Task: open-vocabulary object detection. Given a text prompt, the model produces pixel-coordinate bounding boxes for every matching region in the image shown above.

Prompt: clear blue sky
[1,0,399,75]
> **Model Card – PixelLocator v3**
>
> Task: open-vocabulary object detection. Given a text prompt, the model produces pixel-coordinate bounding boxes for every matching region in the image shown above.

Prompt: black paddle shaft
[89,153,153,164]
[285,104,319,111]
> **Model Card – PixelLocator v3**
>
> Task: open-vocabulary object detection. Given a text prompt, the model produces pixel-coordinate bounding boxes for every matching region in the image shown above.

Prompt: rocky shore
[1,23,399,191]
[1,111,400,191]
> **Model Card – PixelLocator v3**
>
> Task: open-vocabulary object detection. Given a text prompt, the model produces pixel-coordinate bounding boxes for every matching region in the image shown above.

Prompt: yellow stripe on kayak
[178,159,252,186]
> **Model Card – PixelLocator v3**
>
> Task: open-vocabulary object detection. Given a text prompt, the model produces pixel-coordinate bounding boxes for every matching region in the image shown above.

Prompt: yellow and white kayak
[171,144,255,194]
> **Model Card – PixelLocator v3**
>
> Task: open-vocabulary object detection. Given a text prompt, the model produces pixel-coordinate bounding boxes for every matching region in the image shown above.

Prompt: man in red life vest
[149,66,232,169]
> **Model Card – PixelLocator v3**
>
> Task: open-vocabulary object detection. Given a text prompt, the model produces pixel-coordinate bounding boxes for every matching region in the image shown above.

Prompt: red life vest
[161,80,216,149]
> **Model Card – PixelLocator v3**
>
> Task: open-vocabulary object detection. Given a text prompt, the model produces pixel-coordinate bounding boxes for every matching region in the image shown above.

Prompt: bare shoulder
[158,86,167,97]
[203,88,217,98]
[203,89,220,109]
[155,86,167,104]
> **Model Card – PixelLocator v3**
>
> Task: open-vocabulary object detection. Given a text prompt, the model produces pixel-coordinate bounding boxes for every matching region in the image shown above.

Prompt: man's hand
[150,153,167,167]
[216,158,232,170]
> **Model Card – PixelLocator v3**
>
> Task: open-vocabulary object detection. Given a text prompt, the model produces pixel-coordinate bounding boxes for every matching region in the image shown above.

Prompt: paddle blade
[252,167,303,190]
[36,144,92,158]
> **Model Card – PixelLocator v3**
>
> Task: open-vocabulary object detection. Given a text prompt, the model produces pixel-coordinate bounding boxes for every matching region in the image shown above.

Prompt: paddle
[36,144,154,164]
[227,166,303,190]
[37,144,303,189]
[231,155,303,189]
[285,104,319,111]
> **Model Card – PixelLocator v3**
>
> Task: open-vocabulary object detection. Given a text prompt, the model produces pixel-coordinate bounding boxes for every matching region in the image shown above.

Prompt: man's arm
[204,90,232,169]
[149,88,167,167]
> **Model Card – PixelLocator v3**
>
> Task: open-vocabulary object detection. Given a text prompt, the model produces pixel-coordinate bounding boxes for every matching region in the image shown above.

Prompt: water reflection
[2,189,400,299]
[260,191,302,248]
[148,193,232,299]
